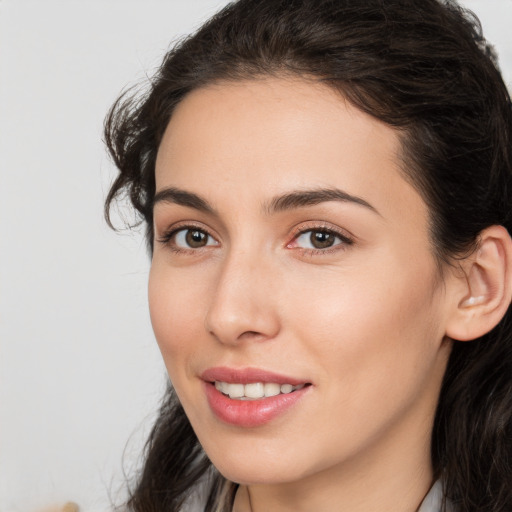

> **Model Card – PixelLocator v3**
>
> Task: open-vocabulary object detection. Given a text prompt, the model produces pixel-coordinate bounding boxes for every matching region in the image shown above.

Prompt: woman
[104,0,512,510]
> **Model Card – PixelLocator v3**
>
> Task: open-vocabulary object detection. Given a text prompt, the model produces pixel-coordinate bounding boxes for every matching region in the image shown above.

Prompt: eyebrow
[152,186,379,216]
[265,188,379,215]
[153,187,215,214]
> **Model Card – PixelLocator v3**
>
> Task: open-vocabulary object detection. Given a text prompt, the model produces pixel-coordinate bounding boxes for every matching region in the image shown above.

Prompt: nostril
[245,330,264,337]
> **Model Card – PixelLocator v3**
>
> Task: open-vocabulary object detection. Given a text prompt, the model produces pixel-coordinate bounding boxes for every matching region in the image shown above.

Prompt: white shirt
[185,478,455,511]
[418,480,454,512]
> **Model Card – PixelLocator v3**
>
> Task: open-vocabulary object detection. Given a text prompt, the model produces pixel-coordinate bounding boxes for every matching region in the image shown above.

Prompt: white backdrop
[1,1,511,511]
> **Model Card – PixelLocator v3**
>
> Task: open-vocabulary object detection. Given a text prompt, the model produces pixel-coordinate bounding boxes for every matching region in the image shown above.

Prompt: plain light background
[1,1,511,511]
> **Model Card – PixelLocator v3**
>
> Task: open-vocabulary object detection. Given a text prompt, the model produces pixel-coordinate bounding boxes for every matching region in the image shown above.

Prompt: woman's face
[150,77,454,486]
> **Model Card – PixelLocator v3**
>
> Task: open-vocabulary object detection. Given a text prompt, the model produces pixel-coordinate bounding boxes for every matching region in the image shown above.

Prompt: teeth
[227,383,244,399]
[214,381,227,394]
[264,382,281,397]
[245,382,264,398]
[280,384,293,394]
[215,381,305,399]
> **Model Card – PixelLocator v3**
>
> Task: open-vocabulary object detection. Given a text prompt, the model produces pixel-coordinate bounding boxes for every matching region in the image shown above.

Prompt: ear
[445,225,512,342]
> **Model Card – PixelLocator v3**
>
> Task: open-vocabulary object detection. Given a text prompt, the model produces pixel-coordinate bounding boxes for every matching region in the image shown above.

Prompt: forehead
[155,77,426,224]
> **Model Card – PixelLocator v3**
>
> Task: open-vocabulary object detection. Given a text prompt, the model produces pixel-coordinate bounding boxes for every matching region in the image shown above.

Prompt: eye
[174,228,217,249]
[289,227,353,252]
[158,226,219,251]
[296,230,339,249]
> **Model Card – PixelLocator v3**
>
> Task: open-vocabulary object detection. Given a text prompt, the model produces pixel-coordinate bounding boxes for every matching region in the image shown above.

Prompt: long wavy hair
[104,1,512,510]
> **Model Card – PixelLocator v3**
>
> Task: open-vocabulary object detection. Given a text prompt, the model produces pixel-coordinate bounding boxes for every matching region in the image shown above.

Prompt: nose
[204,250,281,345]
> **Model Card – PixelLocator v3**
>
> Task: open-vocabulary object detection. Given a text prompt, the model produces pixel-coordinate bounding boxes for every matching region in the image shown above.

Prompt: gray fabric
[418,480,454,512]
[184,478,454,511]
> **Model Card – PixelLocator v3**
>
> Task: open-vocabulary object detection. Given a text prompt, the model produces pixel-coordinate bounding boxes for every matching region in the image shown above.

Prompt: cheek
[287,254,439,340]
[277,268,444,468]
[285,252,444,398]
[148,262,206,374]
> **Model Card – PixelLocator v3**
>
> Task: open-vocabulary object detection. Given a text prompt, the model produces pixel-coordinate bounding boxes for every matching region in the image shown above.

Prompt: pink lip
[201,367,311,427]
[201,366,307,386]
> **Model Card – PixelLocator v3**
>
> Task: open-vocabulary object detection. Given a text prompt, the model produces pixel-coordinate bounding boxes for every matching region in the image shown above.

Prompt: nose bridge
[205,243,280,344]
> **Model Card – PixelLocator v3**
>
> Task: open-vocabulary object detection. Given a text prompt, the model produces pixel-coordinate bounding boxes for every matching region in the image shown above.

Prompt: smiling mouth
[214,381,309,400]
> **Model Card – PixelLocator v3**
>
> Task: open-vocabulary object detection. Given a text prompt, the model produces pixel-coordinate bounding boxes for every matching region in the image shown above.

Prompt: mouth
[213,381,308,400]
[200,367,312,427]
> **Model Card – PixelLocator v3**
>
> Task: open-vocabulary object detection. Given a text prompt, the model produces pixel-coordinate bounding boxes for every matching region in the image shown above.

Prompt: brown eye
[173,228,217,249]
[310,231,336,249]
[185,229,208,248]
[291,228,352,252]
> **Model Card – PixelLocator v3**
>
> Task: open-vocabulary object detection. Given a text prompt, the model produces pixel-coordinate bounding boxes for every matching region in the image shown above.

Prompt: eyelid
[156,221,220,250]
[286,222,354,252]
[155,220,353,255]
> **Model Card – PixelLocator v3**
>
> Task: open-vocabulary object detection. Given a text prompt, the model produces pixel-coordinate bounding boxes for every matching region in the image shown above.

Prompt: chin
[202,438,319,486]
[215,461,302,486]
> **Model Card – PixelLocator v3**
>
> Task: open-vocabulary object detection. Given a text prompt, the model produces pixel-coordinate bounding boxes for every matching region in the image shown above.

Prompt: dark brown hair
[105,1,512,510]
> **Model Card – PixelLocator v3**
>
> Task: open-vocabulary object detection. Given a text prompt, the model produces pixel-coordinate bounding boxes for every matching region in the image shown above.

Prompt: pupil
[311,231,334,249]
[186,230,206,247]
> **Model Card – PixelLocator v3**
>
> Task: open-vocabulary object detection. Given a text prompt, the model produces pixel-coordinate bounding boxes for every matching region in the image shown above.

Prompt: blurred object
[62,503,80,512]
[37,502,79,512]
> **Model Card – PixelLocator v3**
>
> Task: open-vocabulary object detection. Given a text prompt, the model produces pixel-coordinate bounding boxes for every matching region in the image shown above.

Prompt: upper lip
[201,366,309,386]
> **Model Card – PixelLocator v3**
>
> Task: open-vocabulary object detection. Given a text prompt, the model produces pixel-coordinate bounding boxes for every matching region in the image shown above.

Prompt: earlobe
[445,225,512,342]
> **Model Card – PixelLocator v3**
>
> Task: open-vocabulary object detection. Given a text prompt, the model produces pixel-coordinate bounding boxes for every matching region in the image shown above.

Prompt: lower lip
[203,382,310,427]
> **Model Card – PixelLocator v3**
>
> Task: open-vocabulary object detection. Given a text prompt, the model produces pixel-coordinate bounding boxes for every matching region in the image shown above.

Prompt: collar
[418,480,454,512]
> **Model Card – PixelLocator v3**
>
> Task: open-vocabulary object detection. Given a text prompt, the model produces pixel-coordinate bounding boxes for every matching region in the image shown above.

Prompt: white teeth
[215,381,229,394]
[215,381,305,399]
[227,383,245,399]
[264,382,281,397]
[245,382,265,399]
[280,384,293,394]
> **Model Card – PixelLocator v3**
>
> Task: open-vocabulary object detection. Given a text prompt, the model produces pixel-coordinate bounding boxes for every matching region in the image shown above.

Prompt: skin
[149,77,459,512]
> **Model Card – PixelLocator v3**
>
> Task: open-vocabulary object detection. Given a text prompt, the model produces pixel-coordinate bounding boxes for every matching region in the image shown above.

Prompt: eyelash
[287,223,354,255]
[156,223,354,256]
[157,223,218,254]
